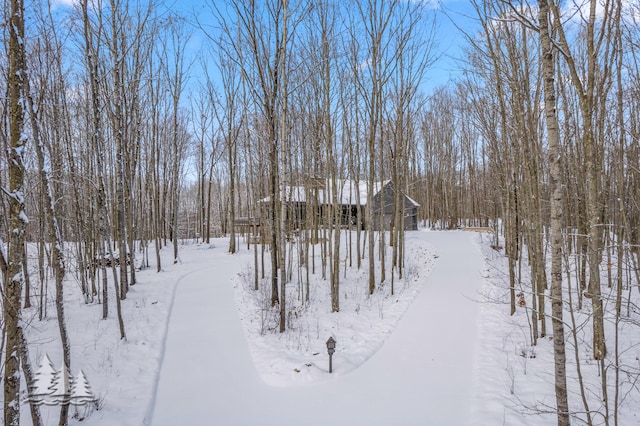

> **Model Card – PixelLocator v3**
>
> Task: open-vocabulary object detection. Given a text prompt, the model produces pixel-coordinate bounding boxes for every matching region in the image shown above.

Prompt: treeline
[459,1,640,424]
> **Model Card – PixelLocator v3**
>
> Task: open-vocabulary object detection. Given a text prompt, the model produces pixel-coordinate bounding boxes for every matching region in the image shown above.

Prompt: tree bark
[24,66,72,426]
[4,0,27,423]
[539,1,570,423]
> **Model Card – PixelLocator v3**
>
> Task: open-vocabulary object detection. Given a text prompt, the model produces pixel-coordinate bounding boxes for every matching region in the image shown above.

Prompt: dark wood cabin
[371,181,419,231]
[257,180,419,232]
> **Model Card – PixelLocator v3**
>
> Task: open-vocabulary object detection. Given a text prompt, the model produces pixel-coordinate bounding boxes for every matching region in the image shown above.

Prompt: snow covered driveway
[150,231,484,425]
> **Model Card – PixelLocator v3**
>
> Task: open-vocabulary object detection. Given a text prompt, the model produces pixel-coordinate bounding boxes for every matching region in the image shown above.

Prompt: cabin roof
[259,179,419,207]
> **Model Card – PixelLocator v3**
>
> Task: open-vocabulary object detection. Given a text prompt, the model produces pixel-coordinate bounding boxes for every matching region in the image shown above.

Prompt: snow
[5,229,639,425]
[260,179,389,205]
[149,230,481,426]
[19,210,29,224]
[234,235,438,386]
[0,237,7,263]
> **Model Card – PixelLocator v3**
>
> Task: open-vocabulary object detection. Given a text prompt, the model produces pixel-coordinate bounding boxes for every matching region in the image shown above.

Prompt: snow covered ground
[10,229,640,425]
[150,230,482,426]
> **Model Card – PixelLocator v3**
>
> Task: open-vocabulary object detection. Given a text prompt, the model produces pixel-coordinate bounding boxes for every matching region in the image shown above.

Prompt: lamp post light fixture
[326,336,336,373]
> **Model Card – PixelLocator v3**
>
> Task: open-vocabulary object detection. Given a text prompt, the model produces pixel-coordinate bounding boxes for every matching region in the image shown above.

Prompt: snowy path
[149,231,484,426]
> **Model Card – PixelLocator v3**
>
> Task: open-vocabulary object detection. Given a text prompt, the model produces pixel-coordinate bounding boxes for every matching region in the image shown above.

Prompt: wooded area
[1,0,639,424]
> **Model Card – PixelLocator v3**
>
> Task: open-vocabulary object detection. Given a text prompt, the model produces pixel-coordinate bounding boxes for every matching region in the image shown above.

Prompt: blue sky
[48,0,477,96]
[426,0,478,91]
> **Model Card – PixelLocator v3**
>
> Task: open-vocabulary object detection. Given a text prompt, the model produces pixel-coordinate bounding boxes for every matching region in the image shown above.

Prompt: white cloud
[51,0,77,8]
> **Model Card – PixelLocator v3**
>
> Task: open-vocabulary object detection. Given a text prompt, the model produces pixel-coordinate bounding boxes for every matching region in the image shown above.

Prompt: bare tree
[159,16,191,265]
[209,46,244,255]
[3,0,27,423]
[539,1,570,423]
[352,0,398,293]
[387,0,435,288]
[24,61,71,426]
[80,0,126,339]
[550,0,615,362]
[213,0,303,332]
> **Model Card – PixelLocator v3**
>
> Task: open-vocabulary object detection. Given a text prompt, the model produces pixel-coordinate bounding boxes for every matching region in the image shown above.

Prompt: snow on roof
[405,194,420,207]
[259,179,390,205]
[259,179,389,206]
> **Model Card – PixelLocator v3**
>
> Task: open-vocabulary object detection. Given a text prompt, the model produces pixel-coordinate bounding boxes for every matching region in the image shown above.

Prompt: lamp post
[326,337,336,373]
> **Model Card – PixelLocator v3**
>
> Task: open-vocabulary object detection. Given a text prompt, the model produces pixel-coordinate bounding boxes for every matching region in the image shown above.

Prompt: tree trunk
[539,2,570,423]
[18,327,43,426]
[4,1,27,423]
[24,66,72,426]
[550,0,609,361]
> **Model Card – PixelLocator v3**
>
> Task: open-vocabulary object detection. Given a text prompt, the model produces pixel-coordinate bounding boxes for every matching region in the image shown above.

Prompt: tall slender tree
[3,0,27,423]
[213,0,300,324]
[539,0,569,423]
[24,65,71,426]
[550,0,614,361]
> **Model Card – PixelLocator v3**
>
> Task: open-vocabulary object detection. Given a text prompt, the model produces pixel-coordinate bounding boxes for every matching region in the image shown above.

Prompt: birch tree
[3,0,27,423]
[24,61,72,426]
[550,0,615,361]
[539,1,570,423]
